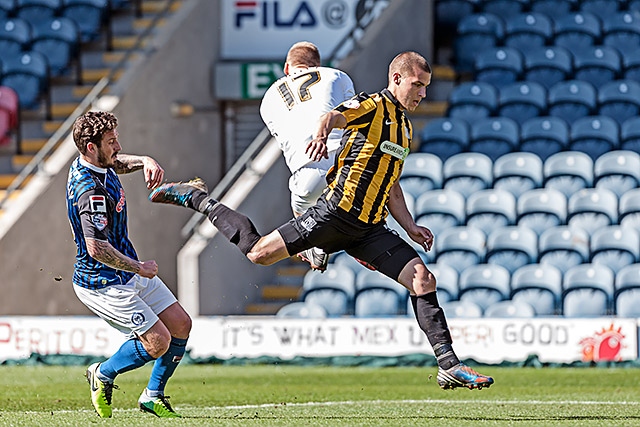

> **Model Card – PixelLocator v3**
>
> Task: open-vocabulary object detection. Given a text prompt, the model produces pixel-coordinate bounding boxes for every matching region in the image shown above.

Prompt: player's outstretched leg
[85,363,118,418]
[437,363,494,390]
[148,178,210,211]
[138,388,181,418]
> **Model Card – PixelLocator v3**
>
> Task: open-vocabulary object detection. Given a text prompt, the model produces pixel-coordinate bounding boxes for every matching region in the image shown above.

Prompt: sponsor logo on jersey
[380,140,409,160]
[116,188,125,213]
[89,195,107,213]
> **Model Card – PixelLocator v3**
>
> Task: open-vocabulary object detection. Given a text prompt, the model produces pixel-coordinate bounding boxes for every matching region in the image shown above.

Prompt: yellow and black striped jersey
[323,89,412,224]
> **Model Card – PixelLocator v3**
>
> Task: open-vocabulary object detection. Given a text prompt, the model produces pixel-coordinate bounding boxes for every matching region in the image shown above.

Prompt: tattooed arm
[86,238,158,278]
[114,154,165,189]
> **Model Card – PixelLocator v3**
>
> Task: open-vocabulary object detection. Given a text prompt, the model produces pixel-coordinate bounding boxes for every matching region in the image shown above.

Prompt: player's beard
[96,149,116,169]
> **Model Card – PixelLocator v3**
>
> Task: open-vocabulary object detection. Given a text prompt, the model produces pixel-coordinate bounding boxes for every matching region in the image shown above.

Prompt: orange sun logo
[579,323,625,362]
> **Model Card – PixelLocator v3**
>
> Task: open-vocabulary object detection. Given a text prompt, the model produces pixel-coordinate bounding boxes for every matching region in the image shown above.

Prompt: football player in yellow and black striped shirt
[151,51,494,391]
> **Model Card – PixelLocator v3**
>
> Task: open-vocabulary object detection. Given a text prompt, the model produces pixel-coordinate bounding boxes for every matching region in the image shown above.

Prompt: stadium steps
[244,262,308,315]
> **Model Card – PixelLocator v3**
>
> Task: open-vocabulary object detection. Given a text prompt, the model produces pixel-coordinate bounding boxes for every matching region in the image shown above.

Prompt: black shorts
[277,198,420,280]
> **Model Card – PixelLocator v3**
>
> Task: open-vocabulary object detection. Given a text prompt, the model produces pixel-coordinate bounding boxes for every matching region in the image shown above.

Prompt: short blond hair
[388,51,431,83]
[285,41,321,68]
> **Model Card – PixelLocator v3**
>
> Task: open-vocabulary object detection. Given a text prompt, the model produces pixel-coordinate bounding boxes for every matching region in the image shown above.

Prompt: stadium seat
[454,13,504,72]
[562,263,615,317]
[538,225,590,274]
[442,152,493,199]
[590,225,639,273]
[622,47,640,83]
[503,12,554,52]
[300,265,356,316]
[435,0,477,34]
[60,0,110,46]
[602,11,640,57]
[552,12,601,52]
[530,0,575,16]
[543,151,594,199]
[0,85,20,150]
[458,263,511,312]
[440,300,483,318]
[619,188,640,233]
[0,51,51,119]
[580,0,623,19]
[30,17,81,83]
[0,18,32,56]
[354,270,408,317]
[511,263,563,315]
[516,187,567,236]
[598,79,640,126]
[519,116,570,161]
[276,302,327,319]
[429,262,459,304]
[446,81,498,124]
[620,116,640,153]
[15,0,61,25]
[473,46,524,89]
[330,251,369,276]
[497,81,547,126]
[569,115,620,161]
[468,116,519,161]
[493,152,543,198]
[436,226,486,274]
[465,188,517,236]
[594,150,640,198]
[484,300,536,318]
[614,263,640,316]
[523,46,574,91]
[419,117,469,161]
[567,188,618,237]
[479,0,527,21]
[399,153,443,199]
[414,189,466,236]
[486,225,538,274]
[0,0,17,18]
[547,80,598,124]
[572,45,622,88]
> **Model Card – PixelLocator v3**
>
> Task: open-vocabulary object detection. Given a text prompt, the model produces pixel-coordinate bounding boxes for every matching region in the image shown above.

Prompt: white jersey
[260,66,355,172]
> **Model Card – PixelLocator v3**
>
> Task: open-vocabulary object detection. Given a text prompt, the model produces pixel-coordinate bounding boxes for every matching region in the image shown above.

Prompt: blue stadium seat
[399,153,443,198]
[590,225,639,274]
[429,262,459,304]
[594,150,640,198]
[331,251,369,276]
[15,0,61,25]
[552,12,602,52]
[436,0,477,33]
[30,17,81,83]
[497,81,547,126]
[548,80,598,124]
[493,152,543,198]
[619,188,640,233]
[602,11,640,57]
[479,0,527,21]
[454,13,504,72]
[622,47,640,82]
[0,18,32,56]
[300,265,356,316]
[598,79,640,126]
[446,81,498,124]
[543,151,594,198]
[569,115,619,161]
[354,270,408,317]
[511,263,563,315]
[620,116,640,154]
[484,300,536,318]
[436,226,486,274]
[523,46,573,91]
[614,263,640,316]
[414,189,466,236]
[60,0,109,45]
[519,116,570,161]
[474,47,524,89]
[466,188,517,236]
[572,45,622,88]
[580,0,624,18]
[562,263,615,317]
[530,0,576,16]
[419,117,469,161]
[0,51,51,118]
[539,226,590,274]
[442,152,493,199]
[517,187,567,236]
[486,225,538,274]
[440,300,483,318]
[458,263,511,312]
[503,12,554,52]
[468,116,519,161]
[567,188,618,237]
[0,0,17,19]
[276,302,327,318]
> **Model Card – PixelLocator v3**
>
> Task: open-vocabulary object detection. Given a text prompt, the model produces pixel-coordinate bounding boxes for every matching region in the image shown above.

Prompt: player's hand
[138,260,158,278]
[408,224,434,252]
[305,137,329,162]
[143,157,165,189]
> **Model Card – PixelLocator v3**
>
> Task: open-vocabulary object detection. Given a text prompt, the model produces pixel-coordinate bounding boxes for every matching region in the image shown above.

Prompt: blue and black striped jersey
[66,157,137,289]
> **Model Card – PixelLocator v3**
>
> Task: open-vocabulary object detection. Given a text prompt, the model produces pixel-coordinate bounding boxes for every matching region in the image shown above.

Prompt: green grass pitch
[0,364,639,426]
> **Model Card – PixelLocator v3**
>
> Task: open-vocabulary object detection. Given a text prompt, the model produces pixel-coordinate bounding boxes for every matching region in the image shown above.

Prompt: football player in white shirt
[260,41,355,271]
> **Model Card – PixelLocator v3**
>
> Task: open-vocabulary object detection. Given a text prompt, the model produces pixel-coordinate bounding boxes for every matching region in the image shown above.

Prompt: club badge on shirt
[92,213,108,231]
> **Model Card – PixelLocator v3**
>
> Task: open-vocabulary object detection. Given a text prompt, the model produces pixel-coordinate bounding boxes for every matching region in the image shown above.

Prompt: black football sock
[411,293,460,370]
[203,203,261,255]
[191,191,216,213]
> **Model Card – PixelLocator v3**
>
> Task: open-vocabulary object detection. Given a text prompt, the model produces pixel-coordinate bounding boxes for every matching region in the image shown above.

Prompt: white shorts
[289,154,335,215]
[73,274,177,338]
